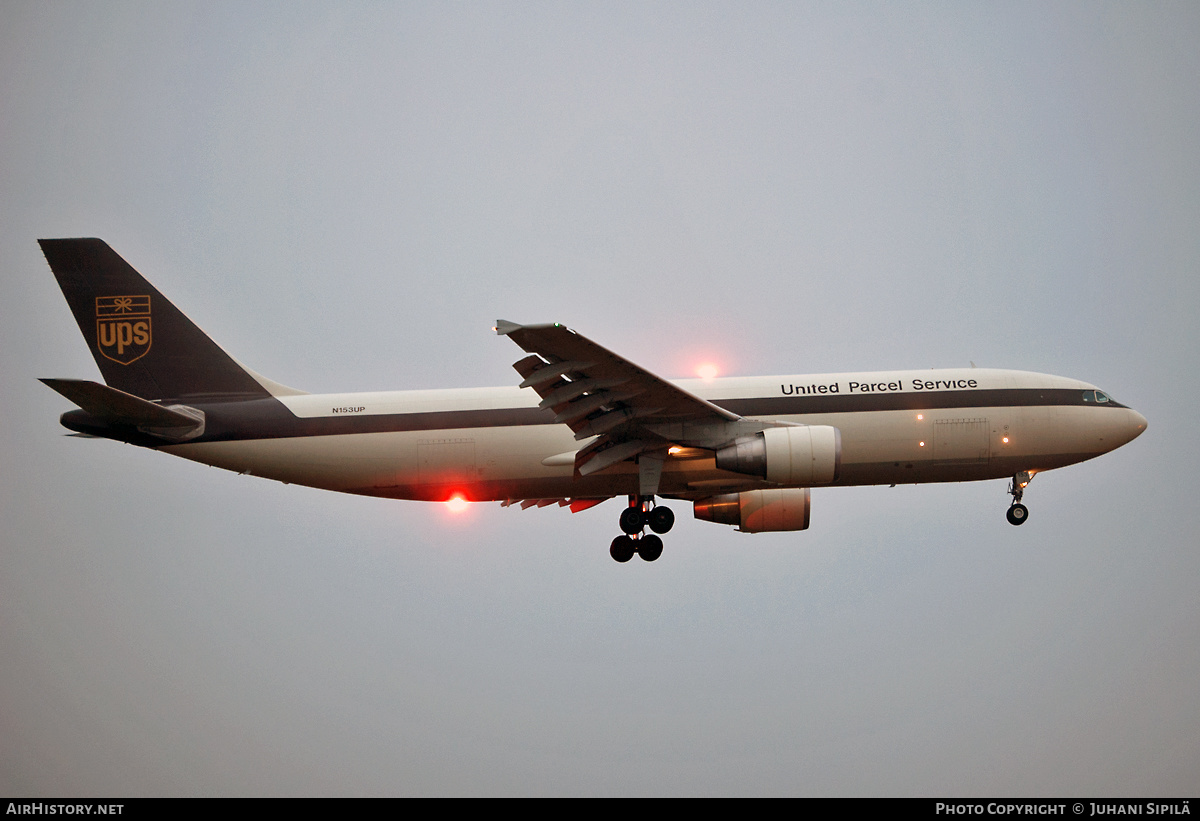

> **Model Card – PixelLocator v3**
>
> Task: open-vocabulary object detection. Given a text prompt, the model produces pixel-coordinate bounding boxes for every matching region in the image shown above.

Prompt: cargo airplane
[39,239,1147,563]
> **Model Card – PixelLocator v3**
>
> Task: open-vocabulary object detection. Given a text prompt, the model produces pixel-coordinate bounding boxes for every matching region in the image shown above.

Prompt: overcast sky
[2,1,1197,796]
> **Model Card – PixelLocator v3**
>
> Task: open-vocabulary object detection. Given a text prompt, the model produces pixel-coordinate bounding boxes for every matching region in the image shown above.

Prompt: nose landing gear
[1006,471,1033,525]
[611,496,673,562]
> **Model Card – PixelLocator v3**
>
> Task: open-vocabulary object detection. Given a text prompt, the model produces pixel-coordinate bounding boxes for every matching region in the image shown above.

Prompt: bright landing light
[445,495,469,513]
[696,363,719,381]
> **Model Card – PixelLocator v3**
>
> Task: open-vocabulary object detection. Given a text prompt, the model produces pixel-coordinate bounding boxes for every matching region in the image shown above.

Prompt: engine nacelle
[693,488,811,532]
[714,425,841,485]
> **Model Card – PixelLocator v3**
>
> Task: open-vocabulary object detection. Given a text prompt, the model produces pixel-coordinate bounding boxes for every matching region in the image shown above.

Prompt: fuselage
[151,367,1147,503]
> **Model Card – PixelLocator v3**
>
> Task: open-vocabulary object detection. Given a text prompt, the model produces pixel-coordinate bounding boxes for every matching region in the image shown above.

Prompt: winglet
[496,319,564,336]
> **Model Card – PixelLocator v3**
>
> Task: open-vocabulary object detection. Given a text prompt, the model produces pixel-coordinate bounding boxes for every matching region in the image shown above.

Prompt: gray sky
[2,1,1197,796]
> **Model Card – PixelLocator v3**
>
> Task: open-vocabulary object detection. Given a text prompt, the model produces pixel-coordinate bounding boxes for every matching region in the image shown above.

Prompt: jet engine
[714,425,842,485]
[693,488,811,532]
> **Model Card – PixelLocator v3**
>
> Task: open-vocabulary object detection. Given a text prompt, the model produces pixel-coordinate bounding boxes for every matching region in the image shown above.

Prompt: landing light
[445,495,469,513]
[696,363,719,381]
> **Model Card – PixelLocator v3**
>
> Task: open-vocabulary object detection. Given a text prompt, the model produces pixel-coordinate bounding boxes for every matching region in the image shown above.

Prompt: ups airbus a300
[39,239,1147,563]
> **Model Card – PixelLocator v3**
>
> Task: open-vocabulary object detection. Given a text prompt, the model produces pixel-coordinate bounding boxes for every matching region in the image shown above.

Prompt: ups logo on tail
[96,295,151,364]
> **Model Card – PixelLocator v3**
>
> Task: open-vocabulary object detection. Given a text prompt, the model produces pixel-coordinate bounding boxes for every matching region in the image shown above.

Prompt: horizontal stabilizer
[40,378,205,438]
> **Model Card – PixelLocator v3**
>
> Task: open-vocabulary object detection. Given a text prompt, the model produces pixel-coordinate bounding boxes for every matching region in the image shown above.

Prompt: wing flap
[519,360,598,388]
[500,497,612,513]
[576,439,655,477]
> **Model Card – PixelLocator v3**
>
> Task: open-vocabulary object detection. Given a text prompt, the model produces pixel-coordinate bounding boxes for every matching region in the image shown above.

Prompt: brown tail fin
[39,238,275,402]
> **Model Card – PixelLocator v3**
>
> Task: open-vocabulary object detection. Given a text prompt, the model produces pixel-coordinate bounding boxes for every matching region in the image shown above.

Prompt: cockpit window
[1083,390,1112,403]
[1094,391,1110,403]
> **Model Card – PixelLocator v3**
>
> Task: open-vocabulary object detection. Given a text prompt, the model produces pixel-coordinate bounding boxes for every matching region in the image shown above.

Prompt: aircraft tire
[648,506,675,534]
[619,507,645,535]
[1006,503,1029,526]
[638,534,664,562]
[610,535,636,562]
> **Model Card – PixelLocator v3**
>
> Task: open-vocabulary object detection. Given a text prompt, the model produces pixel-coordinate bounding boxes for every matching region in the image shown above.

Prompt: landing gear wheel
[610,535,636,562]
[614,497,671,563]
[1006,503,1029,526]
[638,534,664,562]
[619,507,645,535]
[648,506,675,534]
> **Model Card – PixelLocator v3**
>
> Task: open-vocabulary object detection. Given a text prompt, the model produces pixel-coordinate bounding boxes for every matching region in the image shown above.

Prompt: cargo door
[417,438,477,487]
[933,418,990,463]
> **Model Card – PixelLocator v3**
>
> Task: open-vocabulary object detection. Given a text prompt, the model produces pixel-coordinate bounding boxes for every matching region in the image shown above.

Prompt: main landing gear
[1006,470,1033,526]
[609,496,675,563]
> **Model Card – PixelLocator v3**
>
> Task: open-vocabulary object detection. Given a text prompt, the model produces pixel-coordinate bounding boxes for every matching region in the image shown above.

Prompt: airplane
[38,238,1148,563]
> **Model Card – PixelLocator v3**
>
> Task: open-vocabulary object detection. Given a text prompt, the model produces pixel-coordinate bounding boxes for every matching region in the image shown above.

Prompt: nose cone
[1109,408,1148,450]
[1127,409,1148,441]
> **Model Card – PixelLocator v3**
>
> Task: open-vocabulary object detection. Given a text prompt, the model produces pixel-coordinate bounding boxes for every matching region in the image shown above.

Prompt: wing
[496,321,750,484]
